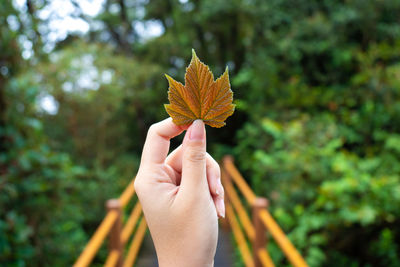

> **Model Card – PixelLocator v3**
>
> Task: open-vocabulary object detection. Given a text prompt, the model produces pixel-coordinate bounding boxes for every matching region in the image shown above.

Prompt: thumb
[179,120,208,196]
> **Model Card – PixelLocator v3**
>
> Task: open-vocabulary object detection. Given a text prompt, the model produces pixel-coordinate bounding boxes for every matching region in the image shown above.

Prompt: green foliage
[1,0,400,266]
[232,1,400,265]
[237,114,400,266]
[1,78,84,265]
[1,75,131,266]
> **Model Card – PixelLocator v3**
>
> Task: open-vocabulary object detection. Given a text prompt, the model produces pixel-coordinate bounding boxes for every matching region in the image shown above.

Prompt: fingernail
[215,189,220,196]
[189,120,205,141]
[216,198,225,218]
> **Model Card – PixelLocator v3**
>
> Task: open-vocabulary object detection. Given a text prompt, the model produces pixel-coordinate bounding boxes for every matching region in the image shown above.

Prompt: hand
[134,118,225,267]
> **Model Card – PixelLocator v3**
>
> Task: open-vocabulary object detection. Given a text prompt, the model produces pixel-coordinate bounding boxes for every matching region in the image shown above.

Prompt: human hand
[134,118,225,267]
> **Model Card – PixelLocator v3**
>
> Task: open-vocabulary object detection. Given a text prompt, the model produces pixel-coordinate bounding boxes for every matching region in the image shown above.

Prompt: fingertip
[189,120,205,141]
[216,197,225,218]
[179,123,190,131]
[142,117,186,165]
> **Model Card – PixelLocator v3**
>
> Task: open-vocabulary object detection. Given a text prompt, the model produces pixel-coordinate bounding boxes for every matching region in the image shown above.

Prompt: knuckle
[209,153,219,166]
[219,184,225,196]
[215,161,221,174]
[186,148,206,163]
[208,154,221,175]
[133,178,143,194]
[147,124,157,137]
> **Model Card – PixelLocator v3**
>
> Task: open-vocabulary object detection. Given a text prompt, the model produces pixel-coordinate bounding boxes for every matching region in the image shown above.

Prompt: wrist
[158,256,214,267]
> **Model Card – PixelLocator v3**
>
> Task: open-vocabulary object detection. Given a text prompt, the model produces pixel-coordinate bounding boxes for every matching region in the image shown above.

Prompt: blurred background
[1,0,400,266]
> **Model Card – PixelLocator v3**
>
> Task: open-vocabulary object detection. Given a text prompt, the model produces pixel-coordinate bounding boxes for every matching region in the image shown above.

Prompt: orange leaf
[164,50,235,128]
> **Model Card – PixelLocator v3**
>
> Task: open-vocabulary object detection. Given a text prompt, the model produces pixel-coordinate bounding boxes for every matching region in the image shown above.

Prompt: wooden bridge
[73,156,309,267]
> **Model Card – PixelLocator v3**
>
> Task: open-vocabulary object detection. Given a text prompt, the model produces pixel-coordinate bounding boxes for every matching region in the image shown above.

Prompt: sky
[14,0,103,45]
[11,0,164,114]
[13,0,164,51]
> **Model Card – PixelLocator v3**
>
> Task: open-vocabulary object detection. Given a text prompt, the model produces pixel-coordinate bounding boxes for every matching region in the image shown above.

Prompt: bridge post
[252,197,269,267]
[221,156,234,230]
[220,168,230,230]
[107,199,123,267]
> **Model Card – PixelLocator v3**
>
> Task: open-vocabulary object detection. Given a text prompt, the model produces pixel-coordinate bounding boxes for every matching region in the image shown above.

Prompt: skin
[134,118,225,267]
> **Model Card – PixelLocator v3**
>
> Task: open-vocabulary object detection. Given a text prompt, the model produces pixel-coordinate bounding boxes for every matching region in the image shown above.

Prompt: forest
[1,0,400,266]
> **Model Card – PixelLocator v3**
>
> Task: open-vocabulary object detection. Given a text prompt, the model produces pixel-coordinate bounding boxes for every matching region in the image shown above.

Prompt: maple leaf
[164,49,235,128]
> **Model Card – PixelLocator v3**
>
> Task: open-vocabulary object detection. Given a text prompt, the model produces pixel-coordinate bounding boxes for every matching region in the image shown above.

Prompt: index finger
[141,117,187,165]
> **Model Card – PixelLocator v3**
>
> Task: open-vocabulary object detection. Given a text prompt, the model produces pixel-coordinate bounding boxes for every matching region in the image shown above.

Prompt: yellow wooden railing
[74,155,308,267]
[74,179,147,267]
[221,156,308,267]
